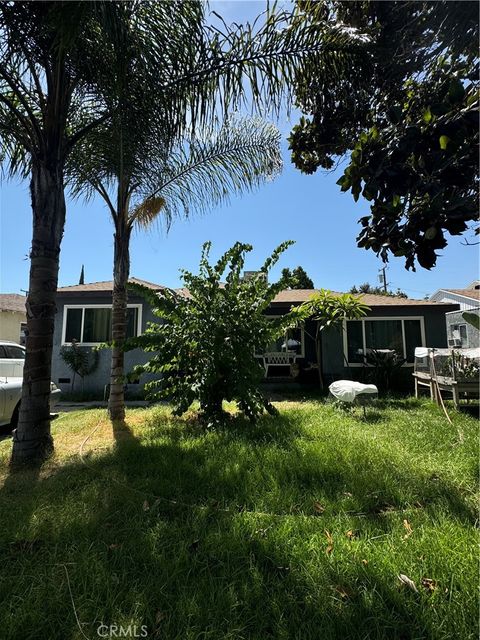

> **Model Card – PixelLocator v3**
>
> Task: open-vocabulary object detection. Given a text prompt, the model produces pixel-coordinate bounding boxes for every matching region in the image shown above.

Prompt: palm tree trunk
[316,322,325,390]
[11,162,66,464]
[108,219,131,421]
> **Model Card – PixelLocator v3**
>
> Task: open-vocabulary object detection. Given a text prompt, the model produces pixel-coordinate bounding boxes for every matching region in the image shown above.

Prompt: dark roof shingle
[57,277,164,293]
[271,289,453,306]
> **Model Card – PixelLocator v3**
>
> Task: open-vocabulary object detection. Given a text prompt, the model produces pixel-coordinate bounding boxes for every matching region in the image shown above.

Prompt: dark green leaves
[127,241,295,424]
[289,0,479,270]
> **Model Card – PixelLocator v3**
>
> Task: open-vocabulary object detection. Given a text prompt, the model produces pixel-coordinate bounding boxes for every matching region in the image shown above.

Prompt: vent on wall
[58,378,71,384]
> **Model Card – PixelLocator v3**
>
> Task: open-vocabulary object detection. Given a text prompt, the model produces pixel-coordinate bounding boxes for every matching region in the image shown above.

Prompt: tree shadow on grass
[112,418,140,447]
[0,409,477,639]
[142,409,307,450]
[456,404,479,419]
[108,410,477,527]
[1,452,473,639]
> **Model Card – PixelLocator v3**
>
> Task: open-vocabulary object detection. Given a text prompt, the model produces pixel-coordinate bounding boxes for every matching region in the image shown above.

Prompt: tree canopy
[281,266,314,289]
[290,288,369,388]
[289,1,479,270]
[349,283,407,298]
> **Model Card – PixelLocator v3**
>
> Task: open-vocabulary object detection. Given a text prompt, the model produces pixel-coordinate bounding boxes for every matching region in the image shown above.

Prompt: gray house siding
[52,293,159,395]
[445,309,480,348]
[321,304,457,385]
[269,302,458,385]
[53,291,458,394]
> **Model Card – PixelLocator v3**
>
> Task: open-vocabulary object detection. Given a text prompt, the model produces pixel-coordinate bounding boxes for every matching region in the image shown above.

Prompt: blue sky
[0,1,478,298]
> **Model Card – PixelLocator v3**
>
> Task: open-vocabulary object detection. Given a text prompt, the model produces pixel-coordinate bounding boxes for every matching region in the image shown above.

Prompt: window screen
[126,307,139,338]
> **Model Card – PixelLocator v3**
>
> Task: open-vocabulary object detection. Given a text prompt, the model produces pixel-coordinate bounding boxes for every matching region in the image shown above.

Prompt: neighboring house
[0,294,27,344]
[429,282,480,348]
[266,290,459,384]
[52,278,165,395]
[52,279,459,394]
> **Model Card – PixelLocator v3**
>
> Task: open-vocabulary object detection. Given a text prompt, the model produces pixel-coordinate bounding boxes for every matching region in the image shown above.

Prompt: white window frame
[61,304,143,346]
[255,315,306,358]
[343,316,426,367]
[19,322,27,345]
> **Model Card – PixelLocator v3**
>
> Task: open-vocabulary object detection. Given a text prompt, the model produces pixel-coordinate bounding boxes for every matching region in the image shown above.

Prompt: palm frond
[129,116,283,230]
[157,4,371,124]
[131,196,166,230]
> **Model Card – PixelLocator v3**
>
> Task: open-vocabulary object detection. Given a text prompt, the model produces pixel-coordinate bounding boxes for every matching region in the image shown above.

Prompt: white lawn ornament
[328,380,378,418]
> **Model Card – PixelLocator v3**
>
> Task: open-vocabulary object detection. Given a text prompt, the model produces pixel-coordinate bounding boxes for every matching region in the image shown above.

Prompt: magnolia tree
[127,241,297,424]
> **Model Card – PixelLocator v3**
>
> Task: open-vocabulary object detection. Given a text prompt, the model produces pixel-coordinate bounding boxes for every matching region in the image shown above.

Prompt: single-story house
[52,278,166,395]
[429,282,480,348]
[0,294,27,344]
[51,277,459,394]
[265,289,458,385]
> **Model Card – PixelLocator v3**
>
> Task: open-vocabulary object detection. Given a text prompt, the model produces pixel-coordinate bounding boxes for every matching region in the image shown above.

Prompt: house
[51,278,459,394]
[429,282,480,348]
[52,278,166,395]
[0,294,27,344]
[266,290,459,385]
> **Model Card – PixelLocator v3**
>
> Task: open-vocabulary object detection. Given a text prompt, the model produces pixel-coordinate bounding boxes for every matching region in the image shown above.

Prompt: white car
[0,341,61,428]
[0,340,26,377]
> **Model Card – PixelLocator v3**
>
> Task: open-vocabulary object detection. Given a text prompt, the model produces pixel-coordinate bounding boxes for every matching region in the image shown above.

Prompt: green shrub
[59,340,99,393]
[128,241,296,424]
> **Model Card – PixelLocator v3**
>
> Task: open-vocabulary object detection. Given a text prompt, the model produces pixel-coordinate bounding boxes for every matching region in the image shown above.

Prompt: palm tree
[70,117,283,420]
[0,2,120,463]
[1,1,368,463]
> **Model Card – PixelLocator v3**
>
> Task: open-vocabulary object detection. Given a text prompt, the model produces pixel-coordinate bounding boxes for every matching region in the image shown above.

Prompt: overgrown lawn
[0,398,478,639]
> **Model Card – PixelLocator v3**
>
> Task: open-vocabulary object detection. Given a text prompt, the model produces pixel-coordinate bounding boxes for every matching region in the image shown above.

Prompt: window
[346,321,363,363]
[5,345,25,359]
[451,324,468,347]
[0,345,25,359]
[19,322,27,345]
[404,319,423,360]
[258,320,305,357]
[365,320,403,354]
[83,308,111,343]
[344,317,425,365]
[62,305,141,345]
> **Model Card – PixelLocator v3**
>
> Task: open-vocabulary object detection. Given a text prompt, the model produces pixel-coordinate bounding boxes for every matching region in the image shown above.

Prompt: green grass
[0,398,478,639]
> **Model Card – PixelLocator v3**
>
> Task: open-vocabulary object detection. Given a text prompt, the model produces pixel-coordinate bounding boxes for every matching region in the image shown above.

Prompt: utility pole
[378,266,388,293]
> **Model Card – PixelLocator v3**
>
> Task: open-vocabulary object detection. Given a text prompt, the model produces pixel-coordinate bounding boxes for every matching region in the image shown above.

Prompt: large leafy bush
[128,241,296,423]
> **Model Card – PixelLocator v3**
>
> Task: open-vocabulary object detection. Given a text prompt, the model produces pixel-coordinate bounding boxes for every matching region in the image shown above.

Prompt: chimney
[242,271,267,283]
